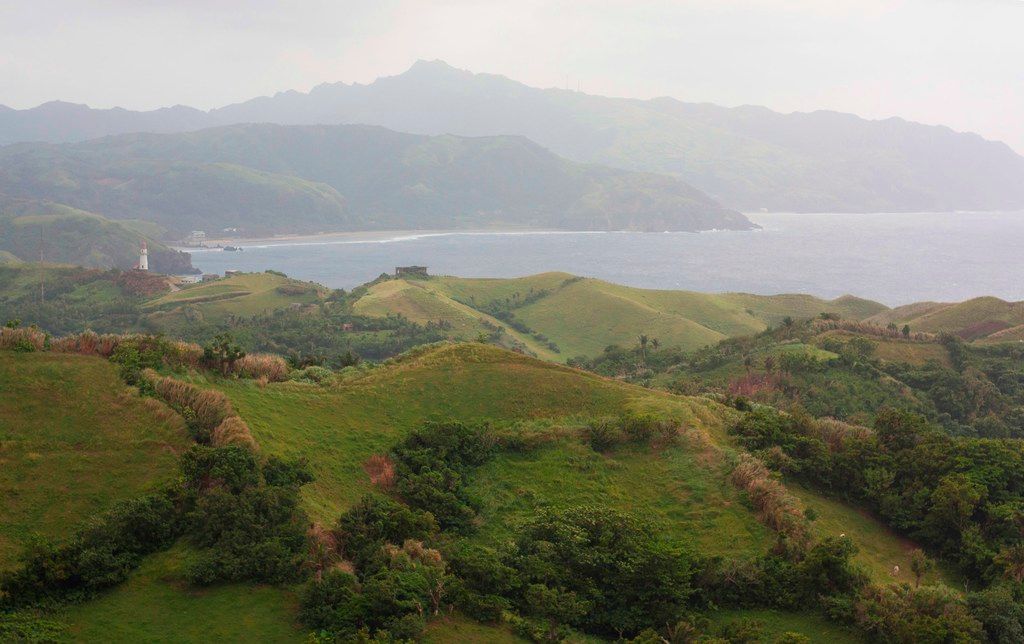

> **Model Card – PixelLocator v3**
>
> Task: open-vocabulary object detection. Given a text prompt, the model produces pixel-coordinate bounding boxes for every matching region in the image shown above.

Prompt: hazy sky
[2,0,1022,152]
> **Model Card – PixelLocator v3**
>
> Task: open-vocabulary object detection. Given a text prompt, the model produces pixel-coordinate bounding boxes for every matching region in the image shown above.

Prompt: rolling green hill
[144,271,325,329]
[353,273,887,359]
[0,124,751,237]
[867,296,1024,341]
[0,352,189,570]
[0,341,959,641]
[0,197,193,272]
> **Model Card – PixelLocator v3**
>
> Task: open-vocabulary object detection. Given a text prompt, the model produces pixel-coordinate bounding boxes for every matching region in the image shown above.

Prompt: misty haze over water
[186,212,1024,307]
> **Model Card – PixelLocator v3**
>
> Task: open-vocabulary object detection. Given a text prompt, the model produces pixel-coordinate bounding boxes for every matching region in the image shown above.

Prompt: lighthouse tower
[138,240,149,271]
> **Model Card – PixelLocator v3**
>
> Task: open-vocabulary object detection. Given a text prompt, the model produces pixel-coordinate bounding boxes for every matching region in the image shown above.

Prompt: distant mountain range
[3,60,1023,212]
[0,123,751,238]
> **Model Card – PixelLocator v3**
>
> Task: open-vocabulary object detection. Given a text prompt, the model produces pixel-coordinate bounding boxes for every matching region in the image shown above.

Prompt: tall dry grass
[167,341,203,369]
[233,353,290,382]
[143,369,234,431]
[810,417,873,452]
[50,330,122,357]
[0,326,47,351]
[730,453,811,549]
[810,319,934,342]
[210,416,257,451]
[364,454,397,490]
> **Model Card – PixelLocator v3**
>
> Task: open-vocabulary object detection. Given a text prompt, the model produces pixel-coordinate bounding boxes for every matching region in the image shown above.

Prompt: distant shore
[175,228,594,251]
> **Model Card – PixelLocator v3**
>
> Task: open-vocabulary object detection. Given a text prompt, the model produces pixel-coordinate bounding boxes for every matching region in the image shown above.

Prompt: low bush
[291,365,334,384]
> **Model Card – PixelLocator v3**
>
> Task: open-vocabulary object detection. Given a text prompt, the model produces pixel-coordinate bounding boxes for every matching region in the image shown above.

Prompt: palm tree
[995,544,1024,583]
[638,334,649,366]
[743,353,754,376]
[651,338,661,352]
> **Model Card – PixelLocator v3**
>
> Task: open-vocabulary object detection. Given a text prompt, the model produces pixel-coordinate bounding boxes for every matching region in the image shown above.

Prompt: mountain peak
[400,59,472,80]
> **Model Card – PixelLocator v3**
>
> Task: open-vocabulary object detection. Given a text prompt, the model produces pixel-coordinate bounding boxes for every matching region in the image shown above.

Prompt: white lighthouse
[138,240,149,271]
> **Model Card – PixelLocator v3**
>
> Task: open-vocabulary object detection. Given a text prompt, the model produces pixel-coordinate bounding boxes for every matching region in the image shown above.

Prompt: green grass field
[60,544,304,642]
[216,343,687,523]
[705,608,864,643]
[868,296,1024,340]
[0,352,189,570]
[353,279,559,359]
[791,484,957,586]
[1,342,952,642]
[145,272,322,326]
[468,438,770,557]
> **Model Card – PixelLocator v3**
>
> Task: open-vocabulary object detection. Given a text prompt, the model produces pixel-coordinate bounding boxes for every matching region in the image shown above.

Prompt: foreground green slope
[353,273,887,359]
[216,343,722,523]
[217,342,930,572]
[59,545,303,643]
[2,341,946,641]
[0,352,189,569]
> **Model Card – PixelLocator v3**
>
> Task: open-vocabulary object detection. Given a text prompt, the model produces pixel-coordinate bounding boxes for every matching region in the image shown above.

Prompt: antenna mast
[38,227,45,304]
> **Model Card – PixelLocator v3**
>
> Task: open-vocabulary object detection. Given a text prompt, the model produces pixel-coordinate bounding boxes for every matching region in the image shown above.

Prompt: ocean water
[185,212,1024,306]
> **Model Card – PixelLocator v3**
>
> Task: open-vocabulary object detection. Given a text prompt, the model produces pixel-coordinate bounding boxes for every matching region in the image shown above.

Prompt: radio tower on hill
[138,240,149,271]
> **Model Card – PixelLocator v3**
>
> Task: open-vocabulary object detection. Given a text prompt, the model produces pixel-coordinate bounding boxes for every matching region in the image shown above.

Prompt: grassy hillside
[216,342,931,574]
[353,274,887,359]
[59,545,304,643]
[0,124,752,237]
[144,272,324,327]
[1,341,965,641]
[0,197,193,272]
[867,296,1024,341]
[0,352,189,569]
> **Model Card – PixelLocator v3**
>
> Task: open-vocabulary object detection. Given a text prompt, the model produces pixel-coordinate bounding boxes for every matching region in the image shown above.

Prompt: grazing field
[790,484,957,586]
[216,343,694,523]
[353,278,558,359]
[218,343,919,577]
[467,438,770,557]
[705,609,864,643]
[60,545,304,643]
[868,296,1024,341]
[144,272,323,327]
[0,352,188,570]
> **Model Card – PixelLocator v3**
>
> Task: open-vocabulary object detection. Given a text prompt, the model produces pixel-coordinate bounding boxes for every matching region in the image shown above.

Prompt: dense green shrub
[180,445,260,493]
[182,448,310,586]
[730,406,1024,581]
[336,495,437,577]
[0,492,181,607]
[507,506,696,637]
[389,421,495,530]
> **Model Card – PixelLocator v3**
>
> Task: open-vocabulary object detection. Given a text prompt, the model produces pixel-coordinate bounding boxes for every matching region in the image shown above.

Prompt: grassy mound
[216,342,926,574]
[144,272,323,330]
[867,296,1024,341]
[0,352,189,569]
